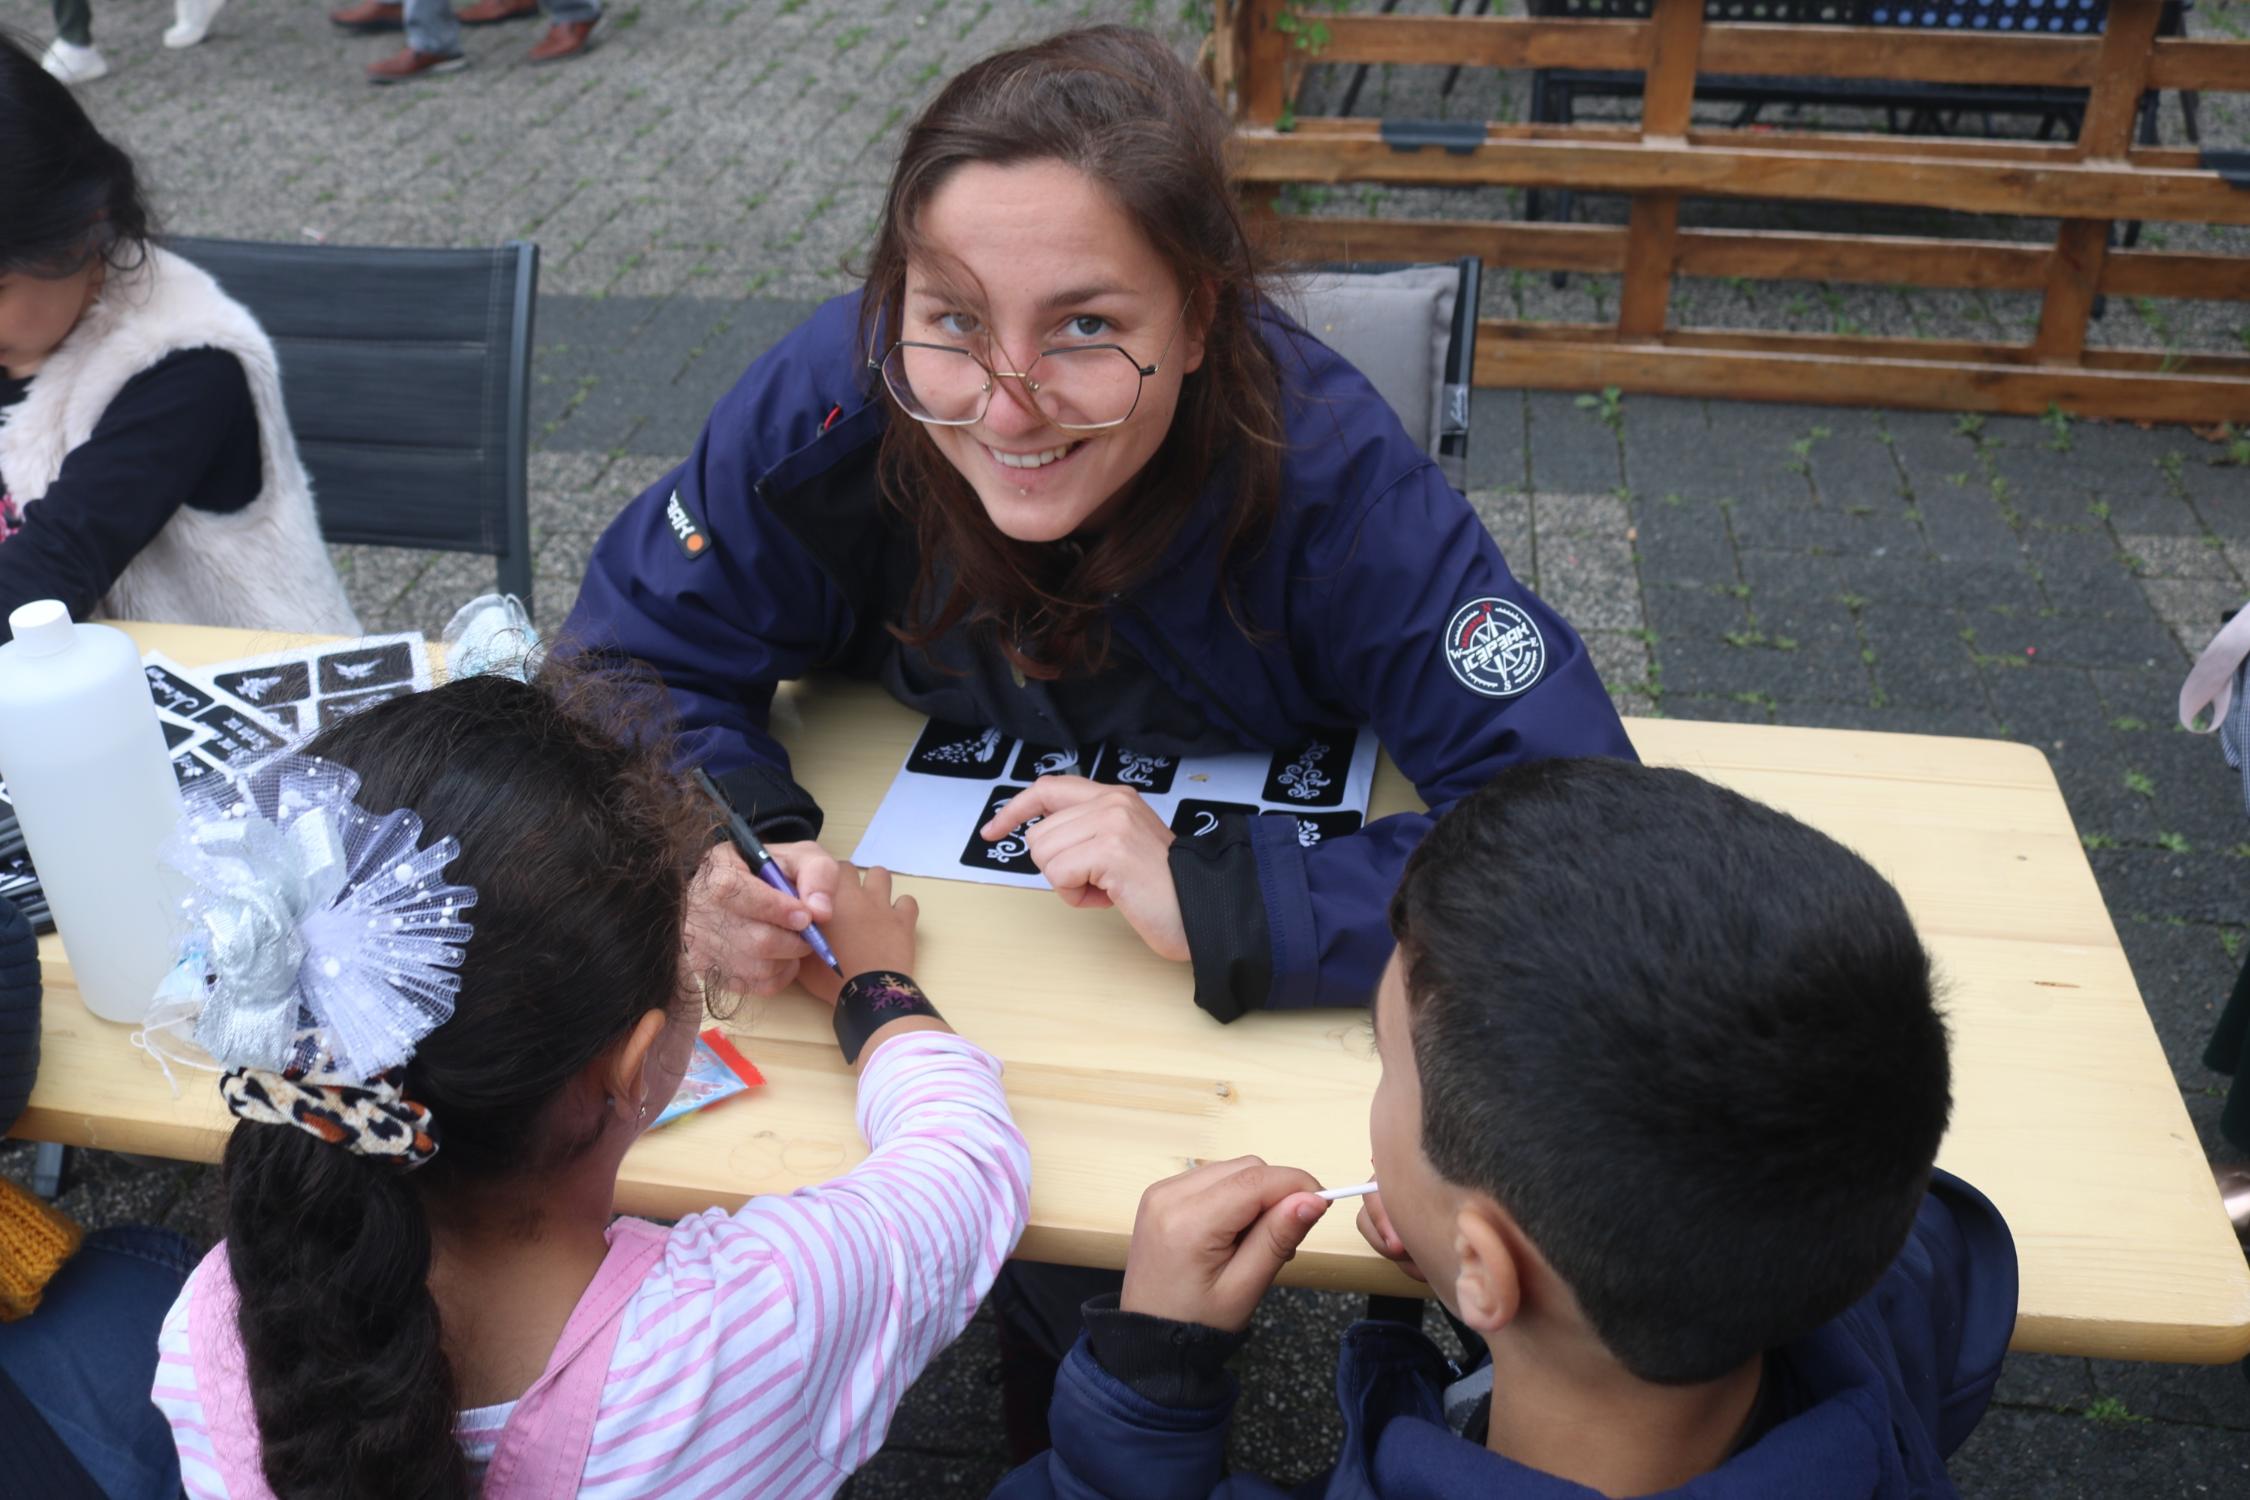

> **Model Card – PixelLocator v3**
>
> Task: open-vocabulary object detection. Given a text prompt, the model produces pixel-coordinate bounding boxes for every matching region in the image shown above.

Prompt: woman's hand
[796,865,920,1004]
[980,777,1188,961]
[684,839,842,997]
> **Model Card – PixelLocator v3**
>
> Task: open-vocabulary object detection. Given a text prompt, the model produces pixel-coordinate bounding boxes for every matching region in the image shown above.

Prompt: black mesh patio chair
[168,237,540,615]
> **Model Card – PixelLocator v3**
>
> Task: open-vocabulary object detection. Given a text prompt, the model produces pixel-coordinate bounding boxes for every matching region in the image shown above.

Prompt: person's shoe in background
[329,1,405,31]
[164,0,229,47]
[39,38,109,84]
[527,18,597,62]
[365,46,468,83]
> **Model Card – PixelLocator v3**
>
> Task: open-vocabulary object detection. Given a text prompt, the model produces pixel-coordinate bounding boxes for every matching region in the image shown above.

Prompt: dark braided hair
[221,667,709,1499]
[0,28,152,276]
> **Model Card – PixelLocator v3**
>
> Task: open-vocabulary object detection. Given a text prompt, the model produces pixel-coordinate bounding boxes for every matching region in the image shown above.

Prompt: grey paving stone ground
[8,0,2250,1492]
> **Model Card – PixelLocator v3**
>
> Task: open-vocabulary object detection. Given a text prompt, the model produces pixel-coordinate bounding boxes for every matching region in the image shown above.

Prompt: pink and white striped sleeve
[152,1284,231,1499]
[732,1029,1030,1476]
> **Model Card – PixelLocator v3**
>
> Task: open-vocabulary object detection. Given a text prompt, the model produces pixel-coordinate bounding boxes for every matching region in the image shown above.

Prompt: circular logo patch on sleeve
[1443,597,1547,698]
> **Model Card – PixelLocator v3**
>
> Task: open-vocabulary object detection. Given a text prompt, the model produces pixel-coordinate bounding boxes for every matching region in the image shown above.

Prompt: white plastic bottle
[0,602,185,1023]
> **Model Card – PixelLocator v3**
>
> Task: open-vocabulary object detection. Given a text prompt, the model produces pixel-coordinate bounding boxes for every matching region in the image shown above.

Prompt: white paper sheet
[851,720,1380,889]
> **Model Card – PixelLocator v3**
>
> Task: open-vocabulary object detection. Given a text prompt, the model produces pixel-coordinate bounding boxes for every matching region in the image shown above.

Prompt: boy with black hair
[993,756,2017,1499]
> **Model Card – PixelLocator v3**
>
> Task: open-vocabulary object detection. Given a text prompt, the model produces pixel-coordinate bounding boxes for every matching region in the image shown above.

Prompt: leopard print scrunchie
[219,1063,439,1170]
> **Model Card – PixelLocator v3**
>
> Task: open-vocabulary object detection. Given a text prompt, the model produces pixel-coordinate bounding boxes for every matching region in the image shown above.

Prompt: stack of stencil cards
[142,634,434,790]
[854,718,1382,891]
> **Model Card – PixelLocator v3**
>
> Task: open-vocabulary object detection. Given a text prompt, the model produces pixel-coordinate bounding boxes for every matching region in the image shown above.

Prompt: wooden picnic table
[14,622,2250,1363]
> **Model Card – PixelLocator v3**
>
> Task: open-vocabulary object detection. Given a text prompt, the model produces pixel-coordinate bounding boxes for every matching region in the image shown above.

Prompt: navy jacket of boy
[564,293,1632,1019]
[992,1171,2017,1500]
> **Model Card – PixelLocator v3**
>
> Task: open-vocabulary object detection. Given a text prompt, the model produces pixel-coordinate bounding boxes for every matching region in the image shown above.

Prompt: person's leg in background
[0,1225,196,1500]
[990,1262,1126,1462]
[455,0,541,26]
[528,0,600,63]
[50,0,91,44]
[41,0,109,85]
[365,0,469,82]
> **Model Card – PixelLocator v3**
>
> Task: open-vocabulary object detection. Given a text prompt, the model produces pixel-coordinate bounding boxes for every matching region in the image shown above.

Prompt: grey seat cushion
[1276,265,1458,464]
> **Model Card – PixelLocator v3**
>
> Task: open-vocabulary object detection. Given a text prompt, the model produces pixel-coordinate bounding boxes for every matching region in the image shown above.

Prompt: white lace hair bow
[149,753,476,1079]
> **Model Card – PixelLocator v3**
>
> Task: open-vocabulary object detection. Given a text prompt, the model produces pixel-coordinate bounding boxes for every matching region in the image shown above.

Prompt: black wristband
[834,970,943,1065]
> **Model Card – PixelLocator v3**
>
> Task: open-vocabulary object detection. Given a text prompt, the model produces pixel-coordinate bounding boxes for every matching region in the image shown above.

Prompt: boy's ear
[602,1009,672,1124]
[1451,1199,1523,1337]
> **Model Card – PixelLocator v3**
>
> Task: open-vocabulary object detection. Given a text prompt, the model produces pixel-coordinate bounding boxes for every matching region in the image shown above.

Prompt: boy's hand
[796,865,918,1004]
[1120,1157,1329,1333]
[1355,1188,1426,1284]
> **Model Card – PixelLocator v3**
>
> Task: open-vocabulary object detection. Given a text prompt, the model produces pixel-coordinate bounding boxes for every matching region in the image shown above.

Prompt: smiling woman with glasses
[566,23,1628,1028]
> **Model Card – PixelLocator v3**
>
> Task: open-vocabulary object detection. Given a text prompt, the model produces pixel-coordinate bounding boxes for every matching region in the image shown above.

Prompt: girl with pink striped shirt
[149,667,1030,1499]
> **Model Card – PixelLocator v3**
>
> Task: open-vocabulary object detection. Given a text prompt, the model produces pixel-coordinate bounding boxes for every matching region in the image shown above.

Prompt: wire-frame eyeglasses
[870,308,1187,433]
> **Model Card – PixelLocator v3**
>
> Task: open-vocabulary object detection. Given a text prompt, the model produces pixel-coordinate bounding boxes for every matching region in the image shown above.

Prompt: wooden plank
[1287,12,2250,91]
[1281,115,2208,170]
[2041,0,2159,366]
[2078,0,2165,160]
[1240,0,1287,125]
[1612,0,1702,337]
[1639,0,1706,139]
[2034,219,2113,364]
[1700,21,2098,87]
[1309,14,2104,87]
[1318,13,1648,71]
[1274,215,1631,272]
[2102,249,2250,302]
[2148,38,2250,92]
[1474,332,2250,422]
[1274,215,2250,303]
[1682,129,2200,170]
[1471,324,2250,422]
[1676,228,2048,292]
[1232,127,2250,226]
[1620,196,1681,336]
[1680,129,2200,170]
[1484,320,2250,377]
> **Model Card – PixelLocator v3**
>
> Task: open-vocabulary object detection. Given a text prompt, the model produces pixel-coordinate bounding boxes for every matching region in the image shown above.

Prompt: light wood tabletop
[15,622,2250,1363]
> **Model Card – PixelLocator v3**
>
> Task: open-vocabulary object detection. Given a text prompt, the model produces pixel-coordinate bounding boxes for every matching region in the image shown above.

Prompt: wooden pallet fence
[1217,0,2250,422]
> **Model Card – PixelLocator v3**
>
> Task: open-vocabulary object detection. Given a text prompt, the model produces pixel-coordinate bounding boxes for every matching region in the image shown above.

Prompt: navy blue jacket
[564,292,1631,1017]
[992,1171,2018,1500]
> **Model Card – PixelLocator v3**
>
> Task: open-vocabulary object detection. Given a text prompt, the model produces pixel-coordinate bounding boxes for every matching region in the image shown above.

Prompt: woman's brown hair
[859,25,1286,679]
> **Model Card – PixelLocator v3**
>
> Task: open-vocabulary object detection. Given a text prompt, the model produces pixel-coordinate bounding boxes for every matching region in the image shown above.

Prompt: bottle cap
[6,601,73,659]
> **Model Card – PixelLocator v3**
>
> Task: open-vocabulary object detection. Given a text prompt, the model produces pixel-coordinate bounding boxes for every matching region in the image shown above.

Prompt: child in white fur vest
[0,33,357,643]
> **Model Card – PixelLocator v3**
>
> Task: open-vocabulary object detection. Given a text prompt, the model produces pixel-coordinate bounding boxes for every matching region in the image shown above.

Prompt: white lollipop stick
[1316,1180,1379,1201]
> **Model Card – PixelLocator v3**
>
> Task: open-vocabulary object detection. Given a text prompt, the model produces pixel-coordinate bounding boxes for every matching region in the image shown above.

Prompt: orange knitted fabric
[0,1176,83,1321]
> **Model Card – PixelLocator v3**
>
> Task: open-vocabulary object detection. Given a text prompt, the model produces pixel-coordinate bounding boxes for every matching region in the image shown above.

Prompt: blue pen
[692,768,844,975]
